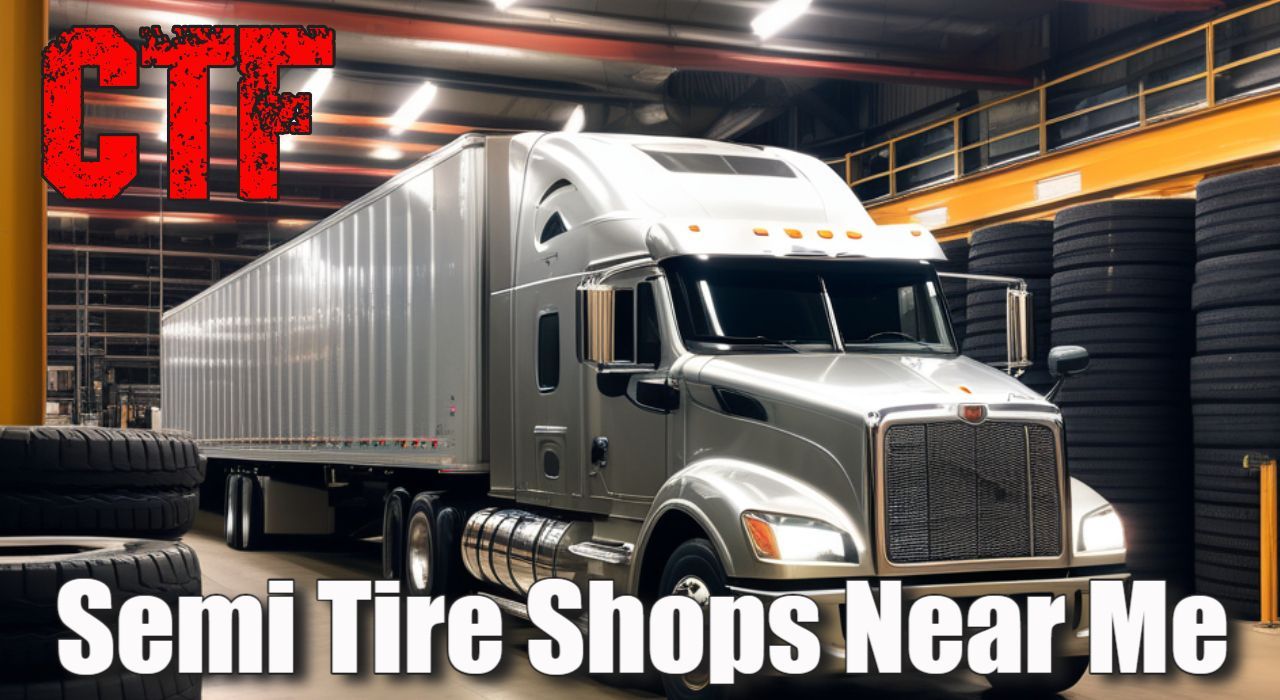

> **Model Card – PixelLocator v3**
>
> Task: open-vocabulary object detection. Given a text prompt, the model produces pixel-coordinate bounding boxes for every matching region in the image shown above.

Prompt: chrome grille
[883,421,1062,564]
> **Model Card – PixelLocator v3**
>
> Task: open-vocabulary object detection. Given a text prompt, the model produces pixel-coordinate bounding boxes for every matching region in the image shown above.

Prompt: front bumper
[728,570,1130,672]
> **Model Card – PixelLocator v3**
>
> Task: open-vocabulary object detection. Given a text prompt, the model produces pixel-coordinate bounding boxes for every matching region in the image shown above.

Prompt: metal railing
[829,0,1280,203]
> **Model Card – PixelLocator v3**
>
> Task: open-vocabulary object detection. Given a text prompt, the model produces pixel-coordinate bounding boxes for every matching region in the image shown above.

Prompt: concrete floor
[186,512,1280,699]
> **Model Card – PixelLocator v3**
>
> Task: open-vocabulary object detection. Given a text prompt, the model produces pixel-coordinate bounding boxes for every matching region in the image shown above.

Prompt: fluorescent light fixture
[299,68,334,105]
[370,146,404,161]
[751,0,811,40]
[492,0,519,9]
[563,104,585,133]
[48,209,90,219]
[388,81,438,136]
[276,218,314,227]
[143,214,208,224]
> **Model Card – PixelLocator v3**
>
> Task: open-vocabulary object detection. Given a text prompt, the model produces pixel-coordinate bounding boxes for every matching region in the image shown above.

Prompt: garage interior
[5,0,1280,697]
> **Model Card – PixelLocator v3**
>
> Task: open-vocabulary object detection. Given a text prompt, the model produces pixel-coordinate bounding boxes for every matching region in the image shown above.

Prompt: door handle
[591,436,609,469]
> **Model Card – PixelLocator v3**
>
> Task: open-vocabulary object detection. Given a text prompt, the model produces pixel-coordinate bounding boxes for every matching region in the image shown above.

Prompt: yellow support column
[0,0,48,426]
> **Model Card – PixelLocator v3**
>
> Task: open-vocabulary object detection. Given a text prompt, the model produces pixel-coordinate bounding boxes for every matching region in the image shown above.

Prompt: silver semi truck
[161,132,1127,696]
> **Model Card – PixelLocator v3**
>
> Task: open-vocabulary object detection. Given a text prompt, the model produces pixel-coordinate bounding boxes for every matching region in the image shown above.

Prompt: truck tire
[0,668,202,700]
[382,487,411,581]
[0,489,197,540]
[0,427,205,490]
[1196,306,1280,354]
[0,537,201,681]
[1050,264,1193,315]
[985,656,1088,697]
[1052,311,1190,358]
[1195,165,1280,259]
[936,238,969,345]
[403,493,465,597]
[1052,200,1194,272]
[1191,251,1280,312]
[223,473,264,552]
[658,538,729,700]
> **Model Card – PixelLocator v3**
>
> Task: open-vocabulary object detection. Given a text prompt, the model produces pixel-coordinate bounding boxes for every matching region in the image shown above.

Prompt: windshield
[662,256,956,355]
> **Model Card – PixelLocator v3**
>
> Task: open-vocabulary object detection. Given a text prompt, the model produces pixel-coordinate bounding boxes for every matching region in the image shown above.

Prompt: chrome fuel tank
[461,507,591,596]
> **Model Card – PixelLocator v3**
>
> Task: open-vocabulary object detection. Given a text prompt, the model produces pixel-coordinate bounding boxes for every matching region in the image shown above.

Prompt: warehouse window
[537,312,560,392]
[642,150,795,178]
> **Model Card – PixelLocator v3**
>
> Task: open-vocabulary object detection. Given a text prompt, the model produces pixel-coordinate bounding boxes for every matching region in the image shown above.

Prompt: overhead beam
[1065,0,1224,11]
[105,0,1031,88]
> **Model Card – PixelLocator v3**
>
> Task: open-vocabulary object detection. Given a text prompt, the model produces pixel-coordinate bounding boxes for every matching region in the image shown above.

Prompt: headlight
[741,511,853,563]
[1079,505,1125,552]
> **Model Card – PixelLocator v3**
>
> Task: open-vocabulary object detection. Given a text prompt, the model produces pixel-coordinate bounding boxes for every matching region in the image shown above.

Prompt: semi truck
[160,132,1127,697]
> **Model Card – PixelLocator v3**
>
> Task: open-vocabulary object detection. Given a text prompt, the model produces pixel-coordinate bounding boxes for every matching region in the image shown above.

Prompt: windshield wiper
[848,331,924,344]
[687,334,803,353]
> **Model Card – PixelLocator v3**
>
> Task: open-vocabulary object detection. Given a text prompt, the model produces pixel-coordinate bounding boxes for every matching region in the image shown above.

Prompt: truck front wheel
[658,538,728,700]
[985,656,1088,696]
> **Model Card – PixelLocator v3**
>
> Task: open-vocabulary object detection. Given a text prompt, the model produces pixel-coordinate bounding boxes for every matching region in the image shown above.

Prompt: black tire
[0,427,205,490]
[985,656,1088,696]
[1195,165,1280,260]
[224,473,264,551]
[0,537,201,681]
[382,487,411,581]
[658,539,728,700]
[0,668,202,699]
[1050,264,1193,315]
[1055,356,1191,405]
[403,492,465,597]
[1191,402,1280,449]
[1197,306,1280,354]
[0,489,197,540]
[1190,352,1280,400]
[1052,311,1190,358]
[1191,251,1280,312]
[1052,200,1194,272]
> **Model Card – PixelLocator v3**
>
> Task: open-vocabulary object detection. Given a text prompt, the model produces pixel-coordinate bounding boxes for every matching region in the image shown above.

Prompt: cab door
[582,273,671,515]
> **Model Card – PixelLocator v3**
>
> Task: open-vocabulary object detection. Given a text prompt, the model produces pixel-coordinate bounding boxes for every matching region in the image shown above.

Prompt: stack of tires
[0,427,205,697]
[1051,199,1197,587]
[1192,165,1280,619]
[964,221,1054,393]
[935,237,970,346]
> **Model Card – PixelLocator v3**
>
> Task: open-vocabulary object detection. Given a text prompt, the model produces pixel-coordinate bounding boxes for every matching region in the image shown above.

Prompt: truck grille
[883,421,1062,564]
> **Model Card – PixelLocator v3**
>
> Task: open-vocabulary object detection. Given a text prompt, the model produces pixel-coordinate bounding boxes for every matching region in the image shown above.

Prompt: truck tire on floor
[0,489,197,540]
[0,537,201,681]
[224,473,265,551]
[0,426,205,490]
[0,668,202,700]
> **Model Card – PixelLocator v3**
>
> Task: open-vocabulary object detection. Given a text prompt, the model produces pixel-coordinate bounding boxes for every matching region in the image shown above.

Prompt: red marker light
[959,404,987,424]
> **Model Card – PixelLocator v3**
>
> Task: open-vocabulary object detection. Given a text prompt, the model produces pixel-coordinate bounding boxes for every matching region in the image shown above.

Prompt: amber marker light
[817,229,834,239]
[753,227,770,236]
[742,512,781,560]
[688,225,701,232]
[847,231,863,239]
[784,228,802,239]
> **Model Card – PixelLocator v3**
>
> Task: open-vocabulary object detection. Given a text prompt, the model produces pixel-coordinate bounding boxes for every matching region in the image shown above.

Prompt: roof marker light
[753,227,769,236]
[817,229,833,239]
[784,228,802,239]
[688,225,701,232]
[846,231,863,239]
[911,229,923,237]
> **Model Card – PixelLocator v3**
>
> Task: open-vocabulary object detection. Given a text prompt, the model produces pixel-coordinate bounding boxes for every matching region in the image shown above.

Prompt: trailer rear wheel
[382,488,411,582]
[658,538,728,700]
[224,473,264,551]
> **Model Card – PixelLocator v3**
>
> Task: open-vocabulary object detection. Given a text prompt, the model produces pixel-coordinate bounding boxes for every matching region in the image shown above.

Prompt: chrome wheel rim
[407,511,432,593]
[672,574,712,691]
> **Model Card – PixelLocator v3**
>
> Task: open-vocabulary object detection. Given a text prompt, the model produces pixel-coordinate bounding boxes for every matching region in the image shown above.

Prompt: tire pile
[1051,199,1197,587]
[0,427,205,697]
[936,237,970,347]
[963,221,1054,393]
[1191,165,1280,619]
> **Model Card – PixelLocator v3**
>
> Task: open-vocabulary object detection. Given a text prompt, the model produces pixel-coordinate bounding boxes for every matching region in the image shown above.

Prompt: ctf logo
[42,25,335,201]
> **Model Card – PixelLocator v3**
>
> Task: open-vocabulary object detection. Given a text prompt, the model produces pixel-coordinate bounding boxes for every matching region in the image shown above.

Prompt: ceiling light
[752,0,811,40]
[388,81,438,136]
[299,68,334,105]
[48,209,90,219]
[280,135,296,152]
[143,215,208,224]
[276,218,314,227]
[492,0,519,10]
[563,105,585,133]
[370,146,404,161]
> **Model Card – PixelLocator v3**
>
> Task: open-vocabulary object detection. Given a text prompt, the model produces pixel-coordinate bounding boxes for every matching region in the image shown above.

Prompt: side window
[637,282,661,366]
[537,312,560,392]
[540,213,567,244]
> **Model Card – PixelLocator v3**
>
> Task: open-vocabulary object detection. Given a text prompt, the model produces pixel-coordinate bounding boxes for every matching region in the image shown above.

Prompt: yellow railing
[829,0,1280,203]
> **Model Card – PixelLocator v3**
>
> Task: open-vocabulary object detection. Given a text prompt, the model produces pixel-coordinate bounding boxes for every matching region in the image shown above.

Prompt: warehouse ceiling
[44,0,1242,421]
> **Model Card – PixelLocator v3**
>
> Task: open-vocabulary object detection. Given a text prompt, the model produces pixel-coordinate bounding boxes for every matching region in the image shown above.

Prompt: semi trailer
[160,132,1127,696]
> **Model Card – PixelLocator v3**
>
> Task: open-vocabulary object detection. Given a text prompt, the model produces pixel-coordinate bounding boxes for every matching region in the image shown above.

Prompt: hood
[688,352,1052,420]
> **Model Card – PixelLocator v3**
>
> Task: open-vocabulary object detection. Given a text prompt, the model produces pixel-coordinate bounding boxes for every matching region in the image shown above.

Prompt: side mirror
[635,379,680,412]
[1048,345,1090,378]
[1045,345,1089,402]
